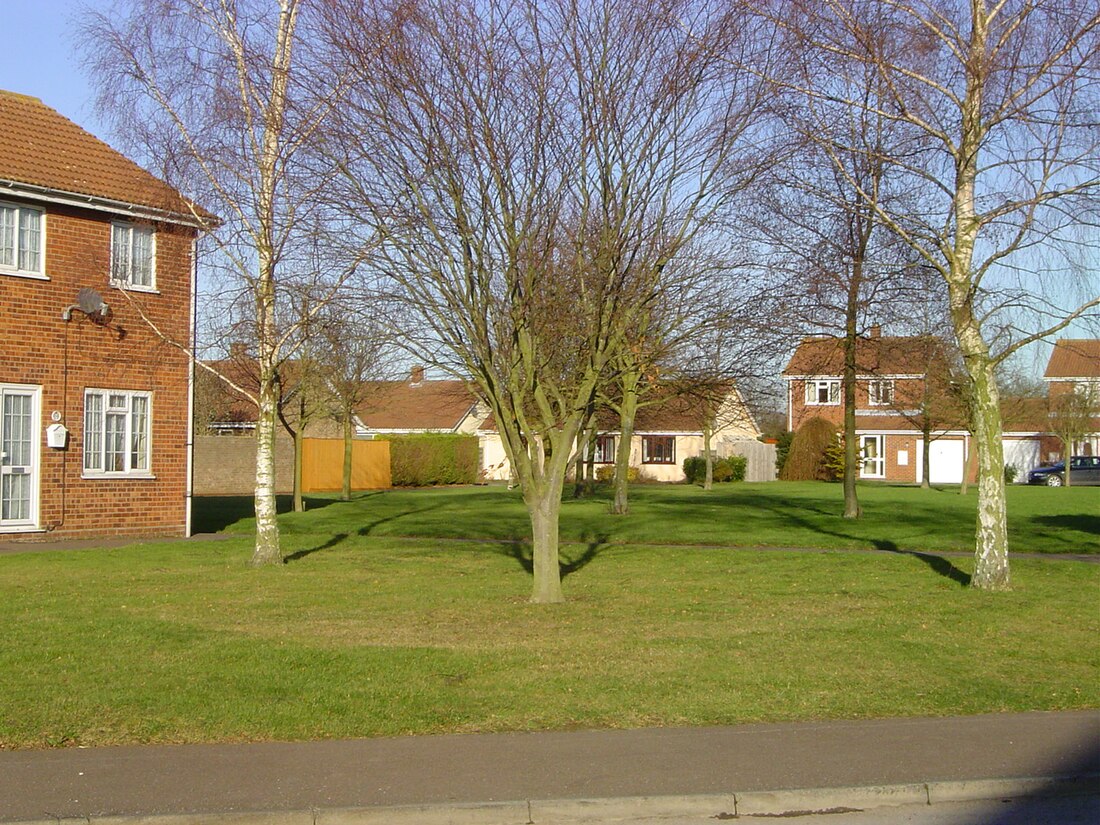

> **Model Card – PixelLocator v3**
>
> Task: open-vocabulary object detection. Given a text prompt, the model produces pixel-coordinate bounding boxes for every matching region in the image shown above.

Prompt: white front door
[860,435,885,478]
[0,385,40,530]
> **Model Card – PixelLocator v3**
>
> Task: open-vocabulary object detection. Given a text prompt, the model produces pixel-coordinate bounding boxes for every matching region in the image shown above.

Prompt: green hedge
[379,434,479,486]
[683,454,747,485]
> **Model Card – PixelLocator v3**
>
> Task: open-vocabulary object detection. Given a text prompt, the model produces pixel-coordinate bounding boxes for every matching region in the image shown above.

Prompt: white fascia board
[785,374,924,380]
[632,431,705,437]
[0,179,207,228]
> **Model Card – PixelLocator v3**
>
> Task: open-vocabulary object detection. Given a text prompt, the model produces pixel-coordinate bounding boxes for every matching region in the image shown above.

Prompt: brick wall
[1,201,195,539]
[193,434,295,495]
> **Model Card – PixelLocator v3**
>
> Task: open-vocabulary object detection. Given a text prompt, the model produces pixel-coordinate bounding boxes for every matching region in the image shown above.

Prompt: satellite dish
[78,288,106,314]
[61,288,110,322]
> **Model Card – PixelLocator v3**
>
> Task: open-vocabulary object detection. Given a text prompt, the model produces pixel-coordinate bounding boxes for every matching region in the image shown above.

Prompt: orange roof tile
[1043,339,1100,379]
[356,380,479,431]
[783,335,950,377]
[0,90,199,221]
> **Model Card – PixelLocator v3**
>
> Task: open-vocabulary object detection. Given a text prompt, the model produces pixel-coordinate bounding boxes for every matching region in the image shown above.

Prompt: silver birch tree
[785,0,1100,589]
[82,0,359,565]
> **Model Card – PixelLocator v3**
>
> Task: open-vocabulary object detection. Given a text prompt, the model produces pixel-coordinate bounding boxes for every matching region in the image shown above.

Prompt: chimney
[410,365,425,384]
[869,325,882,338]
[229,342,248,359]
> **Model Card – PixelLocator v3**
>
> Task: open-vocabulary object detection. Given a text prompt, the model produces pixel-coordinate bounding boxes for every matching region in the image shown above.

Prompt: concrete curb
[10,775,1098,825]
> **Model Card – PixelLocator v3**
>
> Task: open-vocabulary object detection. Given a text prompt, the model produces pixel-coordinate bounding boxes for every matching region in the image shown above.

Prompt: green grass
[2,481,1098,750]
[201,481,1100,556]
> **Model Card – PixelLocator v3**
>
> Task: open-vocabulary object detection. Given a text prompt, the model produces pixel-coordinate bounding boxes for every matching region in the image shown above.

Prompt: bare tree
[1048,384,1100,486]
[82,0,362,565]
[783,0,1100,589]
[325,0,777,602]
[316,302,398,500]
[755,51,936,517]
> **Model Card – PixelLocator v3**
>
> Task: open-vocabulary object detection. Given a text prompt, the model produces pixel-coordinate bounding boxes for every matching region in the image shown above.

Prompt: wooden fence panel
[302,438,391,492]
[724,439,778,482]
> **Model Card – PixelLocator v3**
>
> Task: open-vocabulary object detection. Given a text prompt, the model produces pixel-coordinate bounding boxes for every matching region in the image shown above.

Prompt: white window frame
[83,389,154,478]
[0,383,42,531]
[868,379,895,407]
[805,379,840,406]
[110,222,157,291]
[0,201,47,280]
[860,434,886,479]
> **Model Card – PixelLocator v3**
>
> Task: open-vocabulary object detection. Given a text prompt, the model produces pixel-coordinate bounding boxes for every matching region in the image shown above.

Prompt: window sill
[0,525,43,534]
[805,401,841,406]
[109,281,159,295]
[0,268,49,281]
[82,473,157,481]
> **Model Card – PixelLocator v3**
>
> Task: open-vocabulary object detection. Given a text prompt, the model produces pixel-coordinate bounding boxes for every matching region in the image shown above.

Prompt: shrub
[779,418,838,481]
[774,431,794,474]
[822,438,846,482]
[1004,463,1019,484]
[726,454,747,482]
[683,454,748,485]
[380,434,479,486]
[682,455,706,484]
[595,464,643,483]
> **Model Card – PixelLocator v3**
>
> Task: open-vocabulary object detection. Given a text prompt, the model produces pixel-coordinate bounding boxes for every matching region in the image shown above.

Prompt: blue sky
[2,0,1093,379]
[1,1,108,138]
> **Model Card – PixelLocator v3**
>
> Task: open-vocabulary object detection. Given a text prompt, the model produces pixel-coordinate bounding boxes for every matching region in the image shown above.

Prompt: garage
[918,438,966,484]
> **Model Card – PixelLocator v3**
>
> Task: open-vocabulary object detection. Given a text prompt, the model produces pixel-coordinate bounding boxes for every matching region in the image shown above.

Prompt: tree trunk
[573,409,595,499]
[966,357,1009,589]
[949,4,1008,591]
[612,393,637,515]
[522,447,567,604]
[1062,437,1073,488]
[921,420,932,489]
[292,395,305,513]
[251,370,282,566]
[842,268,861,518]
[341,413,353,501]
[703,425,714,491]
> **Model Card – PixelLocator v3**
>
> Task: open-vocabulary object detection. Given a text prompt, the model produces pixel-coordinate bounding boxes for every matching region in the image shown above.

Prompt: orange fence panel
[302,438,391,492]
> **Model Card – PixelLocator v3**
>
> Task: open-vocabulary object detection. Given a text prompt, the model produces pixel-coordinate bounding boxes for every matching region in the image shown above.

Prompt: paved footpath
[1,711,1098,824]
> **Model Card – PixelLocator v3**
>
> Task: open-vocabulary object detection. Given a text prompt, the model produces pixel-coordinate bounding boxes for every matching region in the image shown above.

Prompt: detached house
[0,91,204,539]
[1042,339,1100,458]
[783,330,1100,484]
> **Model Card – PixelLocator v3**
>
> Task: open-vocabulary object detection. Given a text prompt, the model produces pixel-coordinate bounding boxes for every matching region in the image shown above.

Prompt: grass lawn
[1,482,1097,750]
[199,480,1100,556]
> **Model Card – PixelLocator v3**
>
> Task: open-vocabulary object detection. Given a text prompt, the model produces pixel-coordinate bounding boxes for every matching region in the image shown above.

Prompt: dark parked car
[1027,456,1100,486]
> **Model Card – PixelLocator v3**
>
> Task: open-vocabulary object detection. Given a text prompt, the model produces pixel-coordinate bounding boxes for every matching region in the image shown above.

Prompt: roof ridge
[0,89,43,104]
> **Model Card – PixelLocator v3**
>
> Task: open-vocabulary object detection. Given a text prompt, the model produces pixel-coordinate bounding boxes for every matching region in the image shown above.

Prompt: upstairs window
[84,390,152,476]
[868,379,895,406]
[0,203,44,276]
[805,379,840,405]
[111,223,155,289]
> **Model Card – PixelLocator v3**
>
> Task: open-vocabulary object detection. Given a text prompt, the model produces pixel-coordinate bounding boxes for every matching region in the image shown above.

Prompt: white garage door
[926,439,965,484]
[1003,439,1041,481]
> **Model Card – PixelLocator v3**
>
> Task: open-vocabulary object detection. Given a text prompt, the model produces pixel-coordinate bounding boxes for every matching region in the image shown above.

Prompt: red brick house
[0,91,204,539]
[1041,338,1100,458]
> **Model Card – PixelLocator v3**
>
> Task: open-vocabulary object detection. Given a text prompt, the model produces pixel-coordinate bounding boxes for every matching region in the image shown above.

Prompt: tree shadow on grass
[876,541,971,587]
[284,532,349,563]
[504,531,609,579]
[1033,514,1100,536]
[357,504,440,537]
[192,494,348,534]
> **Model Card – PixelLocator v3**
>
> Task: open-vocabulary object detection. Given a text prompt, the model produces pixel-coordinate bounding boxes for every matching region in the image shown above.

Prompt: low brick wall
[193,434,295,495]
